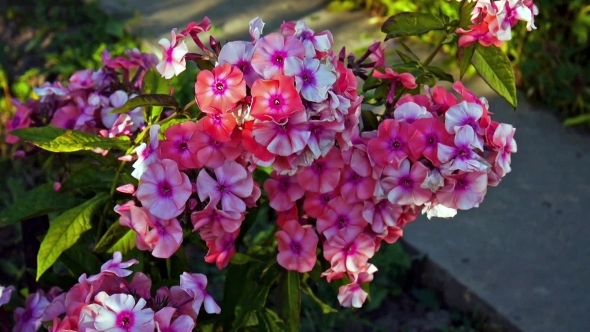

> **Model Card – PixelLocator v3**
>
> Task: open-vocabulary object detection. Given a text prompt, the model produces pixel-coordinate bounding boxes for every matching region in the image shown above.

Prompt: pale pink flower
[323,226,375,273]
[339,166,376,204]
[408,117,453,166]
[95,251,138,279]
[337,264,378,308]
[381,160,432,206]
[154,307,195,332]
[264,172,305,211]
[191,201,244,235]
[180,273,221,315]
[131,124,160,179]
[276,220,319,273]
[281,21,333,58]
[438,125,490,172]
[306,120,339,159]
[437,171,488,210]
[93,292,155,332]
[362,199,403,234]
[284,58,336,102]
[191,119,243,168]
[196,161,254,213]
[158,121,201,170]
[204,230,238,269]
[13,292,50,332]
[251,33,305,79]
[156,29,188,79]
[249,17,265,42]
[393,101,433,123]
[421,201,458,220]
[143,216,183,258]
[444,101,484,135]
[316,197,366,240]
[490,123,517,177]
[218,41,258,87]
[136,159,192,220]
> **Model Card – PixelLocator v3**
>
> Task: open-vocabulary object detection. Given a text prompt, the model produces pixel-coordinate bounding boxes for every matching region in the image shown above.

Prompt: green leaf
[396,51,414,63]
[11,127,131,152]
[458,43,476,80]
[110,94,180,114]
[94,221,136,254]
[221,264,250,331]
[397,41,421,61]
[425,66,454,83]
[361,110,379,132]
[470,44,517,108]
[142,68,171,123]
[276,270,301,332]
[459,2,477,29]
[0,184,84,228]
[230,252,265,265]
[362,71,383,92]
[382,12,446,40]
[60,243,103,277]
[564,113,590,126]
[257,308,285,332]
[61,168,114,193]
[36,193,109,280]
[301,284,338,314]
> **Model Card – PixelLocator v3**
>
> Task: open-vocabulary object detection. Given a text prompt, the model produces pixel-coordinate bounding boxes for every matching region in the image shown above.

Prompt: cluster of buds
[1,252,218,331]
[455,0,539,47]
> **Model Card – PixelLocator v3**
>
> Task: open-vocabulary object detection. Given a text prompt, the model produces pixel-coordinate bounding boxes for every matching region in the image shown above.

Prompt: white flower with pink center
[251,33,305,79]
[93,292,155,332]
[156,29,188,79]
[284,58,336,102]
[438,125,490,173]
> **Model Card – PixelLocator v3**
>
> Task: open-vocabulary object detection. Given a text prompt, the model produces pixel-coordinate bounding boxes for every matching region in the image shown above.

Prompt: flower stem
[423,1,465,66]
[96,160,127,241]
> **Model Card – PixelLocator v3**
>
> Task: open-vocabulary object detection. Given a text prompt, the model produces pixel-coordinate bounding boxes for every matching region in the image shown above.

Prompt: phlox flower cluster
[2,252,219,332]
[456,0,538,47]
[4,48,159,149]
[111,15,518,309]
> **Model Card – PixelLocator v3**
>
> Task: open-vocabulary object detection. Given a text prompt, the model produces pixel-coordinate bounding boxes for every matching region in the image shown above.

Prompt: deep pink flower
[264,172,305,211]
[200,111,238,143]
[50,104,80,130]
[323,226,375,273]
[252,109,310,157]
[143,216,183,258]
[284,58,336,102]
[154,307,195,332]
[196,161,254,213]
[297,147,344,193]
[251,33,305,79]
[457,21,503,47]
[250,75,304,122]
[218,41,258,87]
[204,230,239,270]
[195,63,246,112]
[339,166,376,204]
[373,68,417,103]
[93,292,155,331]
[316,197,366,240]
[5,99,32,144]
[438,125,490,172]
[276,220,319,273]
[362,199,403,234]
[303,190,337,219]
[191,119,243,168]
[13,292,50,332]
[180,273,221,315]
[367,119,411,167]
[156,29,188,79]
[158,121,201,170]
[408,117,453,166]
[136,159,192,220]
[381,160,432,206]
[437,171,488,210]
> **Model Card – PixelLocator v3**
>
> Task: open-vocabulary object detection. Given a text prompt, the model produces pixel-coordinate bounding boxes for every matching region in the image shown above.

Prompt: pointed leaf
[36,193,109,280]
[470,44,517,108]
[142,68,171,123]
[276,270,301,332]
[60,243,103,277]
[110,94,180,114]
[11,127,131,152]
[257,308,285,332]
[458,44,476,80]
[0,184,85,228]
[564,113,590,126]
[397,41,420,61]
[93,221,136,254]
[382,12,446,40]
[459,1,477,29]
[426,66,454,83]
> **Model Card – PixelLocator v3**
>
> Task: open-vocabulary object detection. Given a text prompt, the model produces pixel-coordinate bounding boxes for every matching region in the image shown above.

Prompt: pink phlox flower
[303,190,337,219]
[490,123,517,177]
[204,230,239,269]
[0,285,14,307]
[195,62,246,112]
[421,200,458,220]
[33,82,68,101]
[426,85,459,115]
[282,21,333,58]
[180,273,221,315]
[444,101,485,136]
[196,161,254,213]
[92,251,138,280]
[264,172,305,212]
[190,119,243,168]
[381,160,432,206]
[5,99,32,144]
[179,17,212,38]
[457,21,503,47]
[362,199,403,234]
[437,171,488,210]
[284,58,336,102]
[43,291,67,322]
[245,181,262,208]
[250,75,304,122]
[154,307,195,332]
[421,166,446,192]
[136,158,192,220]
[393,101,433,123]
[49,316,76,332]
[408,117,454,166]
[69,69,95,89]
[191,201,245,235]
[276,220,319,273]
[156,28,188,79]
[336,96,363,151]
[115,202,151,251]
[158,121,201,170]
[323,226,375,273]
[93,292,155,332]
[438,125,490,172]
[143,216,183,258]
[252,109,311,157]
[251,33,305,79]
[116,184,136,195]
[373,68,417,103]
[218,41,258,87]
[333,61,358,101]
[249,17,265,42]
[337,264,378,308]
[339,166,377,204]
[490,0,536,41]
[297,147,344,193]
[129,273,152,300]
[316,197,366,240]
[368,41,386,68]
[13,291,50,332]
[367,119,411,167]
[51,104,81,130]
[396,93,433,113]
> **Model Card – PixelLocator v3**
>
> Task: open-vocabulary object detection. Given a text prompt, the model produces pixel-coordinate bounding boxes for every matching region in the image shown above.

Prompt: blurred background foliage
[329,0,590,126]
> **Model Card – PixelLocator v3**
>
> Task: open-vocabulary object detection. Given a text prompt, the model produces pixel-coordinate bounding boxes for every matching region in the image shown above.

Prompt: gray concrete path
[99,1,590,331]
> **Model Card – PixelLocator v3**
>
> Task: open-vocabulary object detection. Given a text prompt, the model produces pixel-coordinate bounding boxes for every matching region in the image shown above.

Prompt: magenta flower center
[402,178,412,187]
[158,181,173,198]
[456,180,466,189]
[178,141,188,151]
[290,241,302,255]
[427,136,435,145]
[116,311,135,328]
[216,82,225,91]
[392,140,401,148]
